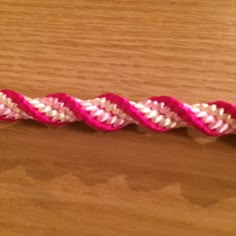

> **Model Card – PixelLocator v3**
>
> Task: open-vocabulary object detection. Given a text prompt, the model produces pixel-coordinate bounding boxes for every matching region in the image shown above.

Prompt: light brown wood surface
[0,0,236,235]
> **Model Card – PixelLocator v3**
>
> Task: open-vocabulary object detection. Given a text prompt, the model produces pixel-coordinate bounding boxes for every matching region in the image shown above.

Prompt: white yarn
[0,92,235,134]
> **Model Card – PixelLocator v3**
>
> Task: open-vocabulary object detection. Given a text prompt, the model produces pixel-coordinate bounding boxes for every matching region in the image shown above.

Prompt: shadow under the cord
[0,121,235,207]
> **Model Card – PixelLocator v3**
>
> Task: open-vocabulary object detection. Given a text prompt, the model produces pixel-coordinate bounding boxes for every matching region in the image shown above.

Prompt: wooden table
[0,0,236,235]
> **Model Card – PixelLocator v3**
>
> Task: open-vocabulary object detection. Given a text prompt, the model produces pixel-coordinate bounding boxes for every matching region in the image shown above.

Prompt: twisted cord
[0,89,236,136]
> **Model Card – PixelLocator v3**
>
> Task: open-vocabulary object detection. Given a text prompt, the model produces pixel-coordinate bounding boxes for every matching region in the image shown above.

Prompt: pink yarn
[0,89,236,136]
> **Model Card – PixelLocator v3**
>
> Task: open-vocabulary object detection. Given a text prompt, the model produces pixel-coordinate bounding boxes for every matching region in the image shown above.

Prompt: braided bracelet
[0,89,235,136]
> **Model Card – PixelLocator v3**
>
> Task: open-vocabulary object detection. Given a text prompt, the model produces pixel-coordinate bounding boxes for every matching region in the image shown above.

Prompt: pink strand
[0,89,236,136]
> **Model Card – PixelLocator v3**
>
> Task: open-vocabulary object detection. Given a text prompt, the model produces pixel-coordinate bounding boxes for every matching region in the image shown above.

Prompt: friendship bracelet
[0,89,235,136]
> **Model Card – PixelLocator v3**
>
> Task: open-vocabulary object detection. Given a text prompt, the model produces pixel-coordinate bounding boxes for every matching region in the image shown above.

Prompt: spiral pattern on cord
[0,89,236,136]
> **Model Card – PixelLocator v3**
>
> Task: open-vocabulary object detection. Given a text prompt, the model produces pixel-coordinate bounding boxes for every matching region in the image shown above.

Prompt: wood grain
[0,0,236,235]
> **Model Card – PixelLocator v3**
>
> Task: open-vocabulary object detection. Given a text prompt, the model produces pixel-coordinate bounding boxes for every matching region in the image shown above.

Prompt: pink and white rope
[0,89,236,136]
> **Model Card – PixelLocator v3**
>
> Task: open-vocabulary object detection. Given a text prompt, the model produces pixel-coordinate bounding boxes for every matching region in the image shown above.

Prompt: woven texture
[0,90,236,136]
